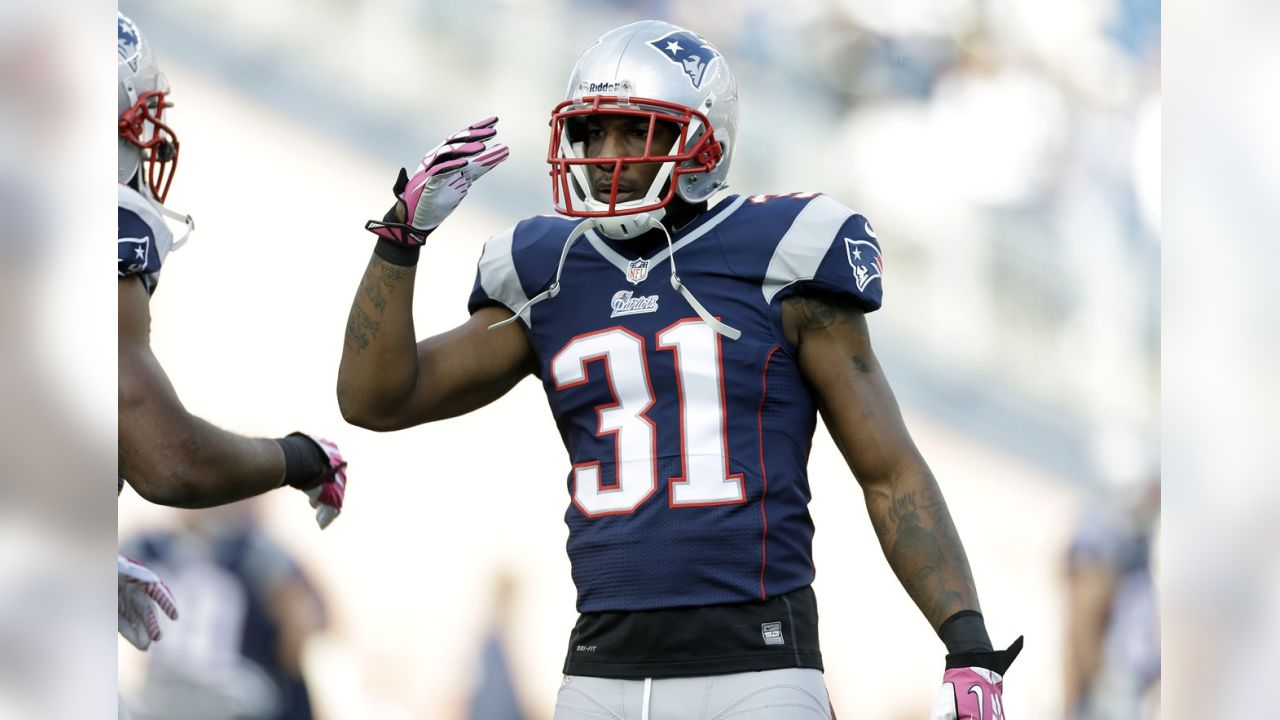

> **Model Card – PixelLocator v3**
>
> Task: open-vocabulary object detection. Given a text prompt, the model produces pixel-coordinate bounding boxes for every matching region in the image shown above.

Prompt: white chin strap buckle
[596,210,653,240]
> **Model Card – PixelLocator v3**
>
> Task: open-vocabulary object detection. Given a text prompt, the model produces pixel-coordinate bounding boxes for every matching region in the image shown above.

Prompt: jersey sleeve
[117,207,162,278]
[760,195,884,312]
[117,185,173,291]
[468,223,534,324]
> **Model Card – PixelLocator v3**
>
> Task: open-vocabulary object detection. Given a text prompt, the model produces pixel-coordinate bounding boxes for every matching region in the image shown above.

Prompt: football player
[121,503,328,720]
[337,20,1018,719]
[117,12,347,653]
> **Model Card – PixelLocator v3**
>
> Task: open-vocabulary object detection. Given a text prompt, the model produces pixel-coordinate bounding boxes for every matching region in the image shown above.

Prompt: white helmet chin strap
[137,180,195,251]
[488,216,741,341]
[155,202,195,251]
[487,218,596,331]
[639,214,741,340]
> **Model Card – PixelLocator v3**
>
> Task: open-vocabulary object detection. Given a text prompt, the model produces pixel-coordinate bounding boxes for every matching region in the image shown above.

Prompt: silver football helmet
[549,21,739,239]
[118,12,179,203]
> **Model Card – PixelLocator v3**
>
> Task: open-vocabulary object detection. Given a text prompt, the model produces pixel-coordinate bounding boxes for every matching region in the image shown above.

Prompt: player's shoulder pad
[724,191,823,227]
[751,193,883,312]
[118,184,173,278]
[715,192,839,261]
[469,214,578,319]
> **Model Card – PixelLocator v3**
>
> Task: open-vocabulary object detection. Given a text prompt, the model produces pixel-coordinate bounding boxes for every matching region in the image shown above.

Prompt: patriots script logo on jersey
[648,31,719,89]
[845,238,883,292]
[610,290,660,317]
[119,15,141,71]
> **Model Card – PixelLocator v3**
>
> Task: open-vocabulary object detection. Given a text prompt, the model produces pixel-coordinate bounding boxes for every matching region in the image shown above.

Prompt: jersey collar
[584,194,744,279]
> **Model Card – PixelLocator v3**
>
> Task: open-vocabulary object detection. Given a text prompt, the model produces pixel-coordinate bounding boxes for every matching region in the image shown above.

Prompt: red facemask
[119,89,179,203]
[548,95,723,217]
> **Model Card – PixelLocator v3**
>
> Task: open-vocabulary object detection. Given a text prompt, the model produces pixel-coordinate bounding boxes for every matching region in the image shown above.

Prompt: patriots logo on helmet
[648,31,719,89]
[845,238,883,292]
[118,15,141,71]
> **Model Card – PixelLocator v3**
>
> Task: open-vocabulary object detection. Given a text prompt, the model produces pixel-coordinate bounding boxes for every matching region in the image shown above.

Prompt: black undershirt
[563,585,823,679]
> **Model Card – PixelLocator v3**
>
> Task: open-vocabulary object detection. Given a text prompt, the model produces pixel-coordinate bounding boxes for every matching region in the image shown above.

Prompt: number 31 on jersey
[551,320,745,517]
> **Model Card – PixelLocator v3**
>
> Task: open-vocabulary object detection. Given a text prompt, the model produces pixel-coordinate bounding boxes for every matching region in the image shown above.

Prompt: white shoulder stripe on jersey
[478,225,533,324]
[761,195,855,304]
[117,184,174,255]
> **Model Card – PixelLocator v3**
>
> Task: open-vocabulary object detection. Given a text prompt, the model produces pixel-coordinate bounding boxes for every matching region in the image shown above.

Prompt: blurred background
[108,0,1161,718]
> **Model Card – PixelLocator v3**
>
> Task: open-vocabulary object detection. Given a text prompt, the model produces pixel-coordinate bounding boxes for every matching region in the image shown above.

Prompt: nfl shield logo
[627,258,650,285]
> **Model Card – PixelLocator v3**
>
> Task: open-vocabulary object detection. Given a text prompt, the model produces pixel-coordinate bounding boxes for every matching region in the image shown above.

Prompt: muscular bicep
[118,278,192,485]
[784,292,927,484]
[396,305,538,425]
[120,279,288,506]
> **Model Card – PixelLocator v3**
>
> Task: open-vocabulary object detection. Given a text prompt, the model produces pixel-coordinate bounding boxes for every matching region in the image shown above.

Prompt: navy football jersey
[469,193,883,613]
[118,184,173,295]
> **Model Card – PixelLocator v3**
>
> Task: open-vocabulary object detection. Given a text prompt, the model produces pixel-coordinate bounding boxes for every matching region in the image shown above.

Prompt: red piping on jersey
[757,344,781,601]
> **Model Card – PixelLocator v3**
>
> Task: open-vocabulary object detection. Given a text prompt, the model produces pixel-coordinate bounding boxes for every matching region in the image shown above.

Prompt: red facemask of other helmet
[119,89,179,203]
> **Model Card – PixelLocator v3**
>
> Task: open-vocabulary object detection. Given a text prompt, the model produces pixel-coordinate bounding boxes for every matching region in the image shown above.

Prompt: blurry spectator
[1064,469,1160,719]
[121,501,326,720]
[929,42,1068,209]
[466,572,528,720]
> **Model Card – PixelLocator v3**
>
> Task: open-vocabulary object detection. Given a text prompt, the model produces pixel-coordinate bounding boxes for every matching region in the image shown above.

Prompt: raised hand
[365,117,510,245]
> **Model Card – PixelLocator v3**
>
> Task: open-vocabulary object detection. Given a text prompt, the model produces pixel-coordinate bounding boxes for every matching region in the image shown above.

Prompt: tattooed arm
[119,277,286,507]
[782,289,981,631]
[336,251,536,431]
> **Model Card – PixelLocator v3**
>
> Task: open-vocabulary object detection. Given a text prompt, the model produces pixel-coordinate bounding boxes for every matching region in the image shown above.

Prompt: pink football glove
[365,117,510,245]
[117,554,178,651]
[287,434,347,530]
[931,637,1023,720]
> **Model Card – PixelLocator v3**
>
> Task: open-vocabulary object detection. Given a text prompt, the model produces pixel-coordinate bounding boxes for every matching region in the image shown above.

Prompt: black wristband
[938,610,993,654]
[374,237,422,266]
[275,433,328,489]
[945,636,1024,674]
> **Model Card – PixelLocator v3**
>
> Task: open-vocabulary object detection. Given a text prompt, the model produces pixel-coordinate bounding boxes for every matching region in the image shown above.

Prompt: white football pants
[554,668,832,720]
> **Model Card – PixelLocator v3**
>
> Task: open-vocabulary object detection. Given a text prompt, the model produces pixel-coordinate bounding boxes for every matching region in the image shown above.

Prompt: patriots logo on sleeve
[845,237,883,293]
[119,237,152,275]
[648,31,719,89]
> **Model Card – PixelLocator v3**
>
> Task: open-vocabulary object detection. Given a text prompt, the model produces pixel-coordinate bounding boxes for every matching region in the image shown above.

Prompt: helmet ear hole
[155,141,176,163]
